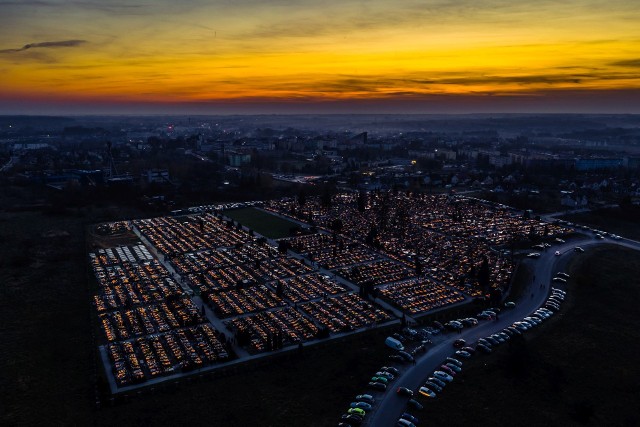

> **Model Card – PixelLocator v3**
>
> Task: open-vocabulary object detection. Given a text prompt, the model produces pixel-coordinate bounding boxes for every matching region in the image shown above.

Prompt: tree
[278,240,289,254]
[321,187,332,208]
[331,218,344,234]
[357,191,367,212]
[415,260,423,276]
[478,256,491,294]
[297,188,307,207]
[276,281,284,297]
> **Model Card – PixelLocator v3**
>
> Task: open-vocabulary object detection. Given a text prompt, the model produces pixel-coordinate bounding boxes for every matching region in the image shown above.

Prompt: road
[0,155,18,172]
[364,234,640,426]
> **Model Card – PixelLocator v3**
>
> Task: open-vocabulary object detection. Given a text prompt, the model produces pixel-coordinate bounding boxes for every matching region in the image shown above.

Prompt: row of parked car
[393,355,465,426]
[338,280,566,426]
[338,366,401,426]
[391,283,569,426]
[474,286,566,354]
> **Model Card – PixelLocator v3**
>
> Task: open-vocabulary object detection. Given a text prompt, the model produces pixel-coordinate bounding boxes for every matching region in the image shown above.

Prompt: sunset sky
[0,0,639,114]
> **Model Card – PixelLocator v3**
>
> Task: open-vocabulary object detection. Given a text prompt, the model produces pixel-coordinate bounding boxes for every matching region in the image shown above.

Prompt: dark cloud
[0,39,87,54]
[610,59,640,68]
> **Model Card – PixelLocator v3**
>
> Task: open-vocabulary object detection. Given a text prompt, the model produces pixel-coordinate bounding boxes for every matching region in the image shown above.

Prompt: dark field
[225,207,301,239]
[425,245,640,426]
[559,206,640,241]
[0,200,393,426]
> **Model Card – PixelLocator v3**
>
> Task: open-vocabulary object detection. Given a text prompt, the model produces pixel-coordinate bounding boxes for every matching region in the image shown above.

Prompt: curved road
[365,234,640,426]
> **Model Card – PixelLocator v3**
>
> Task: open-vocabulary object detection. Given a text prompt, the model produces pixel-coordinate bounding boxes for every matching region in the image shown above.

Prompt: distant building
[561,194,588,208]
[13,142,50,150]
[228,151,251,167]
[489,155,512,168]
[575,158,623,171]
[624,157,640,169]
[143,169,170,184]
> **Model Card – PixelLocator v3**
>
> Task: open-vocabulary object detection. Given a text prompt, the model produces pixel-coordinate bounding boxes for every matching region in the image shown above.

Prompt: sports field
[225,207,300,239]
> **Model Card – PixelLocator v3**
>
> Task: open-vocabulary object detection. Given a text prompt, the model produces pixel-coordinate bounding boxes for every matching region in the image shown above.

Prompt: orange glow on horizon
[0,1,639,112]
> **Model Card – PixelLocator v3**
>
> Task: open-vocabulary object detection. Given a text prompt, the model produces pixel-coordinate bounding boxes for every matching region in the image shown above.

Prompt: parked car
[341,414,363,425]
[355,394,374,404]
[440,365,456,376]
[407,399,424,411]
[506,326,522,335]
[382,366,400,376]
[498,332,511,341]
[433,371,453,382]
[376,371,395,380]
[396,387,414,397]
[453,339,466,348]
[444,363,461,373]
[396,419,416,427]
[485,336,500,346]
[476,312,492,320]
[400,413,419,424]
[455,350,471,359]
[348,408,366,417]
[398,351,415,363]
[389,354,405,363]
[392,333,405,342]
[427,376,446,388]
[477,338,491,347]
[461,318,478,327]
[446,357,462,367]
[424,381,442,393]
[418,387,437,398]
[368,382,386,391]
[476,343,492,353]
[350,402,372,411]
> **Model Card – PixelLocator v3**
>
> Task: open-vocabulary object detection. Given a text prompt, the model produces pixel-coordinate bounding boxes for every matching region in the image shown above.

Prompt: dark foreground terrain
[2,181,639,426]
[425,245,640,426]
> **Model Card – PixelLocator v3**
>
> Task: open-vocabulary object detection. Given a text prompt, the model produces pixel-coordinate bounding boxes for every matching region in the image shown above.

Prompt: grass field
[424,245,640,426]
[559,206,640,241]
[225,207,300,239]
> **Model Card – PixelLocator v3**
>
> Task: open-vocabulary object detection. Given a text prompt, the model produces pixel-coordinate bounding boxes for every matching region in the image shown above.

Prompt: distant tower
[105,141,119,179]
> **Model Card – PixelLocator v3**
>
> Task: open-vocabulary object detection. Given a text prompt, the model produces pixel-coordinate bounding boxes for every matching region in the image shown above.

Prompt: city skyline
[1,0,639,114]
